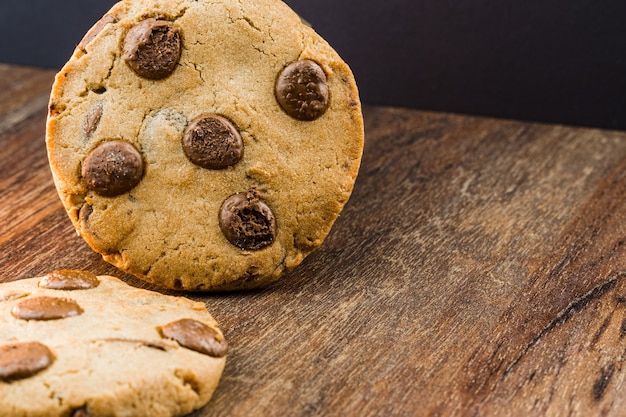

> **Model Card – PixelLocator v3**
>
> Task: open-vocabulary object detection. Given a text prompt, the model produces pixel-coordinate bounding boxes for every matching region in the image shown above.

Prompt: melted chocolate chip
[182,114,244,169]
[84,103,103,139]
[275,60,329,121]
[219,189,276,250]
[79,203,93,224]
[82,140,144,197]
[71,407,90,417]
[101,338,167,351]
[0,342,55,381]
[78,14,119,52]
[158,319,227,358]
[12,296,84,321]
[39,270,100,291]
[123,18,182,80]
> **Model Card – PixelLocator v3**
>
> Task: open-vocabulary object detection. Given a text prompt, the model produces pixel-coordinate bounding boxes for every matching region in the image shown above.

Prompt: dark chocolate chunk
[0,342,55,381]
[78,14,119,52]
[219,189,276,250]
[275,59,329,121]
[123,18,182,80]
[158,319,227,358]
[11,296,84,321]
[182,114,244,169]
[82,140,144,197]
[38,270,100,291]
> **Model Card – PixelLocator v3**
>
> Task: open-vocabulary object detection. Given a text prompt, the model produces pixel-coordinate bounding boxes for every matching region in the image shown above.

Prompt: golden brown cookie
[0,270,227,416]
[46,0,364,290]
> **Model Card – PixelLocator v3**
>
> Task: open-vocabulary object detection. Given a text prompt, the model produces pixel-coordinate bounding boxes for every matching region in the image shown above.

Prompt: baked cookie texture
[0,270,227,417]
[46,0,364,291]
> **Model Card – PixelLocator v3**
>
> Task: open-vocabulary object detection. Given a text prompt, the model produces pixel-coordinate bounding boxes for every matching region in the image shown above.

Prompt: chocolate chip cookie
[0,270,227,416]
[46,0,364,290]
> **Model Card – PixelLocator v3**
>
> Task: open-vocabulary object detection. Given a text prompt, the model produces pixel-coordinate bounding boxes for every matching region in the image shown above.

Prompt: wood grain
[3,63,626,416]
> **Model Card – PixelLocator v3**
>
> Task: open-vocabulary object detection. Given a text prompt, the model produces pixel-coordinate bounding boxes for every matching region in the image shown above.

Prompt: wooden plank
[2,64,626,416]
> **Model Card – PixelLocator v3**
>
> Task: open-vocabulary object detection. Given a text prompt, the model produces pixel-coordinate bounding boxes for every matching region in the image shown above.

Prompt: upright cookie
[46,0,364,291]
[0,270,227,417]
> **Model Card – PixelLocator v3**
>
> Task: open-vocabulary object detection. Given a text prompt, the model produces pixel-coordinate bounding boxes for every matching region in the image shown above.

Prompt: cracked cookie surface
[0,270,227,417]
[46,0,364,290]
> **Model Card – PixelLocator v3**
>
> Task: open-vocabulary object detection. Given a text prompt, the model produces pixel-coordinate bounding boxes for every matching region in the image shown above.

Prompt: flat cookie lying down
[0,270,227,417]
[46,0,364,290]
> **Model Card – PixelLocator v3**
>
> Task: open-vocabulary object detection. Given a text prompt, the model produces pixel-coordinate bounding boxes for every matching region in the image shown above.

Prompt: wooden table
[3,62,626,417]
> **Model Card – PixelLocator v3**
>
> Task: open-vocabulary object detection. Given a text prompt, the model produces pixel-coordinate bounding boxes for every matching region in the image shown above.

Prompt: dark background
[2,0,626,130]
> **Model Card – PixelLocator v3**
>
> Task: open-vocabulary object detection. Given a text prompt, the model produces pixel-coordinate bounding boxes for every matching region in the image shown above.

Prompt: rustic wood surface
[3,62,626,416]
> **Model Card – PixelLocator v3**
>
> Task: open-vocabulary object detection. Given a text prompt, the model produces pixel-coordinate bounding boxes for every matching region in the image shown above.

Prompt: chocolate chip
[84,103,103,139]
[11,296,84,321]
[219,189,276,250]
[0,342,55,381]
[182,114,244,170]
[158,319,227,358]
[82,140,144,197]
[78,14,119,53]
[275,59,329,121]
[39,270,100,291]
[123,18,182,80]
[79,203,93,224]
[71,407,90,417]
[100,338,167,351]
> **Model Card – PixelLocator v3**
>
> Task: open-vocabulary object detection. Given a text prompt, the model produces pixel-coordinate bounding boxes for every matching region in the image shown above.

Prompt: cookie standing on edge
[0,270,227,417]
[46,0,364,290]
